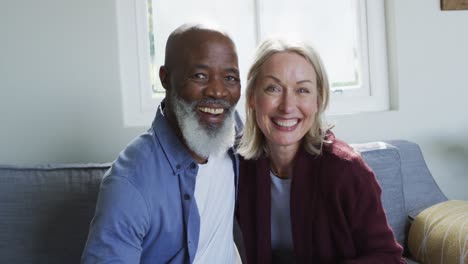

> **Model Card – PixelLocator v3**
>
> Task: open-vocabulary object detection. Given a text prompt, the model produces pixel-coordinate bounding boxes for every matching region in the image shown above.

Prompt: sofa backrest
[385,140,448,218]
[353,140,448,249]
[0,140,448,263]
[0,164,110,264]
[352,142,407,246]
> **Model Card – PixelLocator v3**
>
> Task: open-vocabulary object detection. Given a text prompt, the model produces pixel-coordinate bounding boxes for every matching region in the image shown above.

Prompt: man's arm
[81,175,150,264]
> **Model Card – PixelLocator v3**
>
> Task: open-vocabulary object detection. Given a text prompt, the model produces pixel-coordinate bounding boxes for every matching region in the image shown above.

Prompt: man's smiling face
[168,29,241,130]
[160,28,241,160]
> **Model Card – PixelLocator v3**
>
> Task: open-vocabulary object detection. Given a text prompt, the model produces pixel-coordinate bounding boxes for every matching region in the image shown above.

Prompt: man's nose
[205,77,228,99]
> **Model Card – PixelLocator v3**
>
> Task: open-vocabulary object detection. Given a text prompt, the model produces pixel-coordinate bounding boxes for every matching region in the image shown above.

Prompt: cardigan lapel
[290,148,322,261]
[255,157,272,263]
[251,148,323,263]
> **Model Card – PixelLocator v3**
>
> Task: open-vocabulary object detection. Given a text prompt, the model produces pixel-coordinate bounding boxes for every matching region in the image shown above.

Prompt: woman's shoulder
[321,132,361,164]
[316,132,375,184]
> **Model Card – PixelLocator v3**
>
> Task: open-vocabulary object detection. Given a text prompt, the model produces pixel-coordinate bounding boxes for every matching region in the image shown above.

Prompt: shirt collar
[152,101,194,174]
[151,100,239,176]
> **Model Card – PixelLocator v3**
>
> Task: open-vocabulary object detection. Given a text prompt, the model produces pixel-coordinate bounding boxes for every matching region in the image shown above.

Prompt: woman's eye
[297,87,310,94]
[265,85,280,92]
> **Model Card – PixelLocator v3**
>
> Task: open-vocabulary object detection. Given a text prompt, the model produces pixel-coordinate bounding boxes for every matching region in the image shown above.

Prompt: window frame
[116,0,390,126]
[116,0,161,127]
[327,0,390,115]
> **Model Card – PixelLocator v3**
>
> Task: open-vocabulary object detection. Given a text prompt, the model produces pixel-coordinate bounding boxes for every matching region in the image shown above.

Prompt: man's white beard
[171,93,235,159]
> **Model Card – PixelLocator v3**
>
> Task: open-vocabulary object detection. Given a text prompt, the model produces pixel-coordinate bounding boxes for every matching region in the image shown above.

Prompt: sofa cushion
[0,164,110,264]
[408,200,468,264]
[352,142,407,246]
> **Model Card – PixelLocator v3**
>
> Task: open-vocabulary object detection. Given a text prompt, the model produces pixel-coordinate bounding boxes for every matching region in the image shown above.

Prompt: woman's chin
[267,138,302,150]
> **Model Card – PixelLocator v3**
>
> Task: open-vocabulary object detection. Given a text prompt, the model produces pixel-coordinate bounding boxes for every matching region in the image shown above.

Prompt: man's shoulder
[106,130,163,181]
[122,131,159,163]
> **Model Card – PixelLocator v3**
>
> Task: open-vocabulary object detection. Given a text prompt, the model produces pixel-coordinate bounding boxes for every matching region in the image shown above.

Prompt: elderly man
[81,23,243,263]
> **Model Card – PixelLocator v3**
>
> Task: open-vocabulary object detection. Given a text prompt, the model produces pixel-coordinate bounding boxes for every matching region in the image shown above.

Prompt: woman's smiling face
[251,51,318,151]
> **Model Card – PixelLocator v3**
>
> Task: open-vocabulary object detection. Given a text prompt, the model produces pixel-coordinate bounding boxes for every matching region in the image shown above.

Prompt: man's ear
[159,66,169,90]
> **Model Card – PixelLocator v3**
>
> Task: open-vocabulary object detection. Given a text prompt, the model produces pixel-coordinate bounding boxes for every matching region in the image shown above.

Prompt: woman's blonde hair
[237,38,330,159]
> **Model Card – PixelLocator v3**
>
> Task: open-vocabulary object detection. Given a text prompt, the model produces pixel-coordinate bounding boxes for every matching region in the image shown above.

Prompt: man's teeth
[275,119,298,127]
[198,107,224,114]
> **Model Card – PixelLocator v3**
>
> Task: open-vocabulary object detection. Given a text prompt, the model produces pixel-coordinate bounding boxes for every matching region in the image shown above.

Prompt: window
[116,0,389,126]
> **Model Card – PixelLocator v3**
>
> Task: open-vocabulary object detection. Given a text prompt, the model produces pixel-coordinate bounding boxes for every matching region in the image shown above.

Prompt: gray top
[270,172,295,263]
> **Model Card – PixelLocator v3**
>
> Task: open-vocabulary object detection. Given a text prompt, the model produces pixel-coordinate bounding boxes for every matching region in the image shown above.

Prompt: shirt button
[190,163,196,169]
[176,164,181,170]
[184,194,191,200]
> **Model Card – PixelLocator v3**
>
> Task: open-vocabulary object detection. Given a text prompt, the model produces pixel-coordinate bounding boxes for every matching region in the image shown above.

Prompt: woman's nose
[278,91,295,113]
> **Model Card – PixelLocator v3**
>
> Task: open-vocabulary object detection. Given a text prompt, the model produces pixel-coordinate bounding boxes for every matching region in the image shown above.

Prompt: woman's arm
[341,157,406,264]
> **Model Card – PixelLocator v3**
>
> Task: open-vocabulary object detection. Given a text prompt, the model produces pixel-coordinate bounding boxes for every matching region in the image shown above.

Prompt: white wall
[1,0,467,199]
[0,0,145,164]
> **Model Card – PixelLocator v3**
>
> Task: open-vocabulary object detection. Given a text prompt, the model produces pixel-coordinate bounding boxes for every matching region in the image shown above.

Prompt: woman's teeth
[274,119,298,127]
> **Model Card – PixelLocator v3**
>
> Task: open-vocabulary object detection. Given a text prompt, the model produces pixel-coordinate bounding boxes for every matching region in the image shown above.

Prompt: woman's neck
[268,143,300,179]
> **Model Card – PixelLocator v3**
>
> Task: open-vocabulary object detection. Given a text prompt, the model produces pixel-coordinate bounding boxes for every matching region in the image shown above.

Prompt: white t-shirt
[192,152,242,264]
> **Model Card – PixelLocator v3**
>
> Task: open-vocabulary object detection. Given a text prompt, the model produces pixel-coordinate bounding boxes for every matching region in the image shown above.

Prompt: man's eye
[225,75,239,82]
[193,73,207,79]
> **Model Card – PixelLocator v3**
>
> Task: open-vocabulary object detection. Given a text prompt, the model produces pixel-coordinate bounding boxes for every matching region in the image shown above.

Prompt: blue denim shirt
[81,105,240,264]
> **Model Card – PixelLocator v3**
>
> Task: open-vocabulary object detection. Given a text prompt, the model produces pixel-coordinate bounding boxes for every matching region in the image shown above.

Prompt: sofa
[0,140,450,263]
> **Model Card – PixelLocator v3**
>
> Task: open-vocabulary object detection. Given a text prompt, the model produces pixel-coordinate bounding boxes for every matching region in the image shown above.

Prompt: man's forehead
[165,27,237,69]
[179,29,233,49]
[179,34,236,58]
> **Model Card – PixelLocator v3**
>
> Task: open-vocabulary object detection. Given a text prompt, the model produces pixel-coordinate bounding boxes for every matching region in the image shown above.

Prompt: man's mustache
[194,98,233,109]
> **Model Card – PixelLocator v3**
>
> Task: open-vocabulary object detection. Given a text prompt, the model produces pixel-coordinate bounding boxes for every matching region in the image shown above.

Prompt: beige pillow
[408,200,468,264]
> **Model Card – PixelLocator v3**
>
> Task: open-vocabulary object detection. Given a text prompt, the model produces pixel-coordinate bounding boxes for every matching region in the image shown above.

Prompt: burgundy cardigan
[236,135,405,264]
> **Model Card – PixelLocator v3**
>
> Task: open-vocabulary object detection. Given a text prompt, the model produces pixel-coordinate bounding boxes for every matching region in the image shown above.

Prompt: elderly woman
[236,39,405,264]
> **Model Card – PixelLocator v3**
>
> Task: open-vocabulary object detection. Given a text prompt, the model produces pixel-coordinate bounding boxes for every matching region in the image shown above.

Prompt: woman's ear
[159,66,169,90]
[248,91,255,110]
